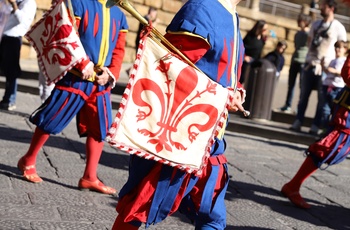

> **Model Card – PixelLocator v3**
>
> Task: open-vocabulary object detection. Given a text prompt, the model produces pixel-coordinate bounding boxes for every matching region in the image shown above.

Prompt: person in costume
[111,0,245,229]
[17,0,128,195]
[281,48,350,209]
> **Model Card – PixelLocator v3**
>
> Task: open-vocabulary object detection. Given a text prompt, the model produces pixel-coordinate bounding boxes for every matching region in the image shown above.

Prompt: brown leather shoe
[281,183,311,209]
[78,178,117,195]
[17,157,43,183]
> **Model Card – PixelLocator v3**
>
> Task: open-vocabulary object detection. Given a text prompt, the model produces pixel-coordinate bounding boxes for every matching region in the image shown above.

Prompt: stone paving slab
[0,89,350,229]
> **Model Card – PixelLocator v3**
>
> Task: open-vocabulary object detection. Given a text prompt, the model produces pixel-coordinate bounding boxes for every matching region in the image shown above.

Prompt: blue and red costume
[113,0,244,229]
[17,0,127,193]
[281,52,350,209]
[308,52,350,167]
[30,0,128,141]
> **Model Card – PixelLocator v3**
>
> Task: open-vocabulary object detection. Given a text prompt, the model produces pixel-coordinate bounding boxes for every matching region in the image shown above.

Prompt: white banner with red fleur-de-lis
[25,0,86,84]
[106,36,232,175]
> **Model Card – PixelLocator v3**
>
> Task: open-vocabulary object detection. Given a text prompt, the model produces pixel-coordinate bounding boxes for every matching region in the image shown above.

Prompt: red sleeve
[164,33,210,63]
[164,33,244,90]
[108,31,127,80]
[341,53,350,86]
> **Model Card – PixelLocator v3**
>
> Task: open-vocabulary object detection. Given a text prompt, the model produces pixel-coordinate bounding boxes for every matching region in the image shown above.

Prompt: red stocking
[287,156,318,191]
[82,136,104,182]
[112,215,139,230]
[22,127,50,165]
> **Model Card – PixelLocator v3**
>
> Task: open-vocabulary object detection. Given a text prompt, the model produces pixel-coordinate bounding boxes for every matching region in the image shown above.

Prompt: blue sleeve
[120,9,128,30]
[112,6,128,30]
[69,0,84,18]
[166,2,213,42]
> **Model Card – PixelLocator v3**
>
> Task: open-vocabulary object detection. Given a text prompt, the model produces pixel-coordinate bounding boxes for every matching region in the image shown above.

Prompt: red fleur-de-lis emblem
[40,10,79,66]
[132,57,220,153]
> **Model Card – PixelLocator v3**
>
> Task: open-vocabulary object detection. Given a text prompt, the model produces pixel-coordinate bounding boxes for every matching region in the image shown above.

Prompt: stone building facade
[22,0,350,70]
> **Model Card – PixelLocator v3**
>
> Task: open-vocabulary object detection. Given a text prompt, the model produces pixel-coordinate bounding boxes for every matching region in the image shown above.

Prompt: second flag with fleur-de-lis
[25,0,87,84]
[106,34,232,176]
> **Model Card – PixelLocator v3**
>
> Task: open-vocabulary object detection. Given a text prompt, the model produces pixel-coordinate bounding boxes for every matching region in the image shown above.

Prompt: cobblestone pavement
[0,89,349,230]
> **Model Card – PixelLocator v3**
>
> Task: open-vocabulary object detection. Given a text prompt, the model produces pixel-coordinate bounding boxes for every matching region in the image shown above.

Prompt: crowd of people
[289,0,347,136]
[1,0,350,229]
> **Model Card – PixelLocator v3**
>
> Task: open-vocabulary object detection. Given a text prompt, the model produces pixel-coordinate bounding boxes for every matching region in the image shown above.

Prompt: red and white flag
[25,0,86,84]
[106,35,232,175]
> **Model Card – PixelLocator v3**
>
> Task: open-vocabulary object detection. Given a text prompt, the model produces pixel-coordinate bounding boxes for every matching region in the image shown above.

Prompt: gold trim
[97,2,110,66]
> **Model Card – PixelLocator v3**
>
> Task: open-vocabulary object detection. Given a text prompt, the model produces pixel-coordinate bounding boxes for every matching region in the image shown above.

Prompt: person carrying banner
[0,0,37,111]
[17,0,128,195]
[111,0,245,229]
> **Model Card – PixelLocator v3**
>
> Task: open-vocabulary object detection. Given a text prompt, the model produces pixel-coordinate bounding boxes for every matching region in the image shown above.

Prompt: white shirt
[306,19,347,67]
[323,56,346,88]
[3,0,37,37]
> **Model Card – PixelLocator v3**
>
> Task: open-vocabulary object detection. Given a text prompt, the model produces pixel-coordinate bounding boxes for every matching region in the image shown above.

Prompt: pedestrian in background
[280,14,311,113]
[264,40,288,78]
[0,0,37,111]
[17,0,128,195]
[240,19,268,84]
[135,6,158,52]
[290,0,347,135]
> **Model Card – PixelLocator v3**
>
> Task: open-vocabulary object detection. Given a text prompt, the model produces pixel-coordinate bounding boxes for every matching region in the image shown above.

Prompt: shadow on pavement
[0,162,79,191]
[226,131,307,152]
[0,123,130,171]
[226,180,350,229]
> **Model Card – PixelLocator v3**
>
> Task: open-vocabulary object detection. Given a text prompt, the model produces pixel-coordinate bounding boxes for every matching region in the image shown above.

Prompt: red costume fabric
[113,0,245,229]
[308,53,350,167]
[30,0,128,140]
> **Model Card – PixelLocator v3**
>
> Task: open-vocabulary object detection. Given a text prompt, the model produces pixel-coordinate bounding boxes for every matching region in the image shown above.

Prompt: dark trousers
[0,35,22,104]
[284,61,304,107]
[296,66,323,124]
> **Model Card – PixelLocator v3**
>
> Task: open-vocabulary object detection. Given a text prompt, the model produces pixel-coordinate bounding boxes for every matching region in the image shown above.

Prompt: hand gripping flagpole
[106,0,250,117]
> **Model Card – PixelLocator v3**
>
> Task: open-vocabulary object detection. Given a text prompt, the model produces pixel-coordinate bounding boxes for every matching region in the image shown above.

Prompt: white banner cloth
[25,0,86,84]
[106,36,232,175]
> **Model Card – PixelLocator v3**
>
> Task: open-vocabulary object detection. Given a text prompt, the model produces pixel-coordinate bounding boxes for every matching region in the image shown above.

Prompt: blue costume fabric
[116,0,244,229]
[304,52,350,168]
[29,0,128,141]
